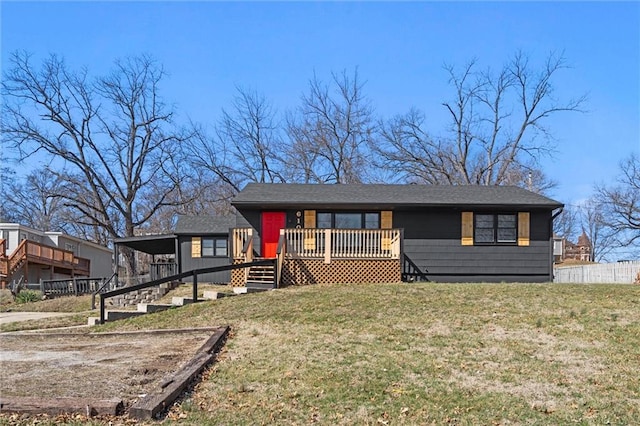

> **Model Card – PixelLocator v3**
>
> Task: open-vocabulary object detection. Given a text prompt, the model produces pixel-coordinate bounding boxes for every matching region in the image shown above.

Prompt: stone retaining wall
[110,281,181,307]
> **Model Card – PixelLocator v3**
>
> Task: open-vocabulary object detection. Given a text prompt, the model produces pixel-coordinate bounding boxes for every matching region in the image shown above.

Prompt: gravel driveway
[0,328,217,404]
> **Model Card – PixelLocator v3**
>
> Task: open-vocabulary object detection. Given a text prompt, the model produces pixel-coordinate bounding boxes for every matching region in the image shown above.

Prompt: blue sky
[2,1,639,207]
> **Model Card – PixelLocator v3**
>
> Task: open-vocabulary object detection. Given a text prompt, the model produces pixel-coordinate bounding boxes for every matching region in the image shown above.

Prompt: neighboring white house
[0,223,112,286]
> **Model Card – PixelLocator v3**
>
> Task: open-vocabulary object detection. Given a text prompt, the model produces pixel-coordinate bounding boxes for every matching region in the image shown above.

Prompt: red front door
[261,212,286,258]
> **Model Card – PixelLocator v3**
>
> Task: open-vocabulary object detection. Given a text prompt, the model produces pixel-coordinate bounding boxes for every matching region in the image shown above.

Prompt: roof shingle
[174,215,236,234]
[232,183,563,209]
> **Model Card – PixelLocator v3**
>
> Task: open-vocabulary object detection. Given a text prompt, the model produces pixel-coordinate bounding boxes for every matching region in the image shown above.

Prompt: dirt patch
[0,328,216,406]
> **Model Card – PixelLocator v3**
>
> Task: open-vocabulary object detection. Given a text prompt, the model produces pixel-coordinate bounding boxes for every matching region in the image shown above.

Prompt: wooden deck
[0,239,91,288]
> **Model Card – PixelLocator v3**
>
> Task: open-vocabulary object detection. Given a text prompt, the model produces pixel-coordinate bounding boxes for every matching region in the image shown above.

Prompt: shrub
[15,290,42,304]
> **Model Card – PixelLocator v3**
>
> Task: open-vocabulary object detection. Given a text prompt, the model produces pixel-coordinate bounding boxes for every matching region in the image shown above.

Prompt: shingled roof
[232,183,563,209]
[174,215,236,234]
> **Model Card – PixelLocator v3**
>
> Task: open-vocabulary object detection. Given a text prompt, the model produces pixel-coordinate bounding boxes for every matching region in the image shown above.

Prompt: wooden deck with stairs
[1,238,91,288]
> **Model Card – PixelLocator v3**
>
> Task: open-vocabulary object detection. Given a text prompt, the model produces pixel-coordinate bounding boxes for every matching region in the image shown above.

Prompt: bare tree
[554,204,579,242]
[2,168,67,231]
[1,52,196,275]
[579,199,617,262]
[287,69,377,184]
[0,150,16,222]
[187,87,284,203]
[376,51,586,190]
[595,153,640,250]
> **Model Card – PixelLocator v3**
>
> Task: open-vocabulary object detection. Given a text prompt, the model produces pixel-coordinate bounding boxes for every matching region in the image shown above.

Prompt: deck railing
[284,228,401,263]
[150,262,177,281]
[5,239,91,276]
[232,228,253,258]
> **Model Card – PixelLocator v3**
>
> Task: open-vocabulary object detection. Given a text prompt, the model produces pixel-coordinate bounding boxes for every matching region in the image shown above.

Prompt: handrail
[91,272,118,310]
[402,254,429,282]
[8,239,28,273]
[242,232,254,282]
[0,239,7,277]
[275,231,286,288]
[242,233,254,262]
[99,259,275,324]
[232,228,253,258]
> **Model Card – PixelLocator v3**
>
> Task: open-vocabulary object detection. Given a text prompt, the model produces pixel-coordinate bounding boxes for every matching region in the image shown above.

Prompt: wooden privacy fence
[554,261,640,284]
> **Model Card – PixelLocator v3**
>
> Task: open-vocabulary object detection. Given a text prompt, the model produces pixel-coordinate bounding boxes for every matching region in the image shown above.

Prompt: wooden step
[245,281,275,291]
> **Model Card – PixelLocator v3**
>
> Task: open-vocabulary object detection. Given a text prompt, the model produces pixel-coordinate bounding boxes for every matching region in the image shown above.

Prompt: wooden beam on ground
[129,325,230,420]
[0,397,123,416]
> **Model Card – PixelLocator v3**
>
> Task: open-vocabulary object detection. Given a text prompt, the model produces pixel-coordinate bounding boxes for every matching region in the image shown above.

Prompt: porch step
[245,281,275,291]
[246,264,275,286]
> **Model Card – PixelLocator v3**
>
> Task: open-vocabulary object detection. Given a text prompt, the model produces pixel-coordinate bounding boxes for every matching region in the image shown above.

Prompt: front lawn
[105,282,640,425]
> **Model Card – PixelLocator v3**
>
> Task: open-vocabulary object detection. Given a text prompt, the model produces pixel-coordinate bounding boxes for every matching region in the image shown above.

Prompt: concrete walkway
[0,311,76,325]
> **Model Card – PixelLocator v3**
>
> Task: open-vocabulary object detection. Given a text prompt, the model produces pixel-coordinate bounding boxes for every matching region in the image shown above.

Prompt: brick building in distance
[554,231,593,263]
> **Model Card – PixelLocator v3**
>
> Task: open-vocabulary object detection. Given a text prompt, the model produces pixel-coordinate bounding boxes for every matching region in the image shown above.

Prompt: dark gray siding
[397,209,554,282]
[403,239,551,282]
[178,236,231,284]
[236,210,261,256]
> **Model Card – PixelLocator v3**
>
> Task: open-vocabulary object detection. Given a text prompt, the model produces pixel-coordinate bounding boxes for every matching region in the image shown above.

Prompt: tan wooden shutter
[191,236,201,258]
[461,212,474,246]
[518,212,530,246]
[303,210,316,250]
[304,210,316,228]
[380,211,393,249]
[381,211,393,229]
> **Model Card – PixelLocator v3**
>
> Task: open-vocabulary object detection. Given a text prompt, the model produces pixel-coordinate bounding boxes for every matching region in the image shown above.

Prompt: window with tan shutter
[465,212,522,245]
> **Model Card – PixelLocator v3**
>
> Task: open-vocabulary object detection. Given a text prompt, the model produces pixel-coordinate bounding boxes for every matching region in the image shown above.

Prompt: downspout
[551,206,564,221]
[549,206,565,282]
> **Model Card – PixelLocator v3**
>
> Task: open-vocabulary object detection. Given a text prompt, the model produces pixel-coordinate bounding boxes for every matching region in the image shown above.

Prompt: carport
[113,234,180,280]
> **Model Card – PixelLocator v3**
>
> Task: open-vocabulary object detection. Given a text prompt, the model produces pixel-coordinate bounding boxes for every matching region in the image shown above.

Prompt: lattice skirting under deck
[281,258,401,286]
[230,259,245,287]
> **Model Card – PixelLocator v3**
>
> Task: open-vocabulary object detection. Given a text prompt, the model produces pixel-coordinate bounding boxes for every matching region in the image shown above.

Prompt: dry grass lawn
[100,282,640,425]
[1,282,639,425]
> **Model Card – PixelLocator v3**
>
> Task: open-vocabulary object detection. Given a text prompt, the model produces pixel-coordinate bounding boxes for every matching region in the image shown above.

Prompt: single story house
[230,183,564,284]
[112,183,563,287]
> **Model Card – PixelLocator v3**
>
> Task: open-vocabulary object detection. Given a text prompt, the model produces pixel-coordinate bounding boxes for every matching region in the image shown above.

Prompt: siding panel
[403,238,552,281]
[179,237,231,284]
